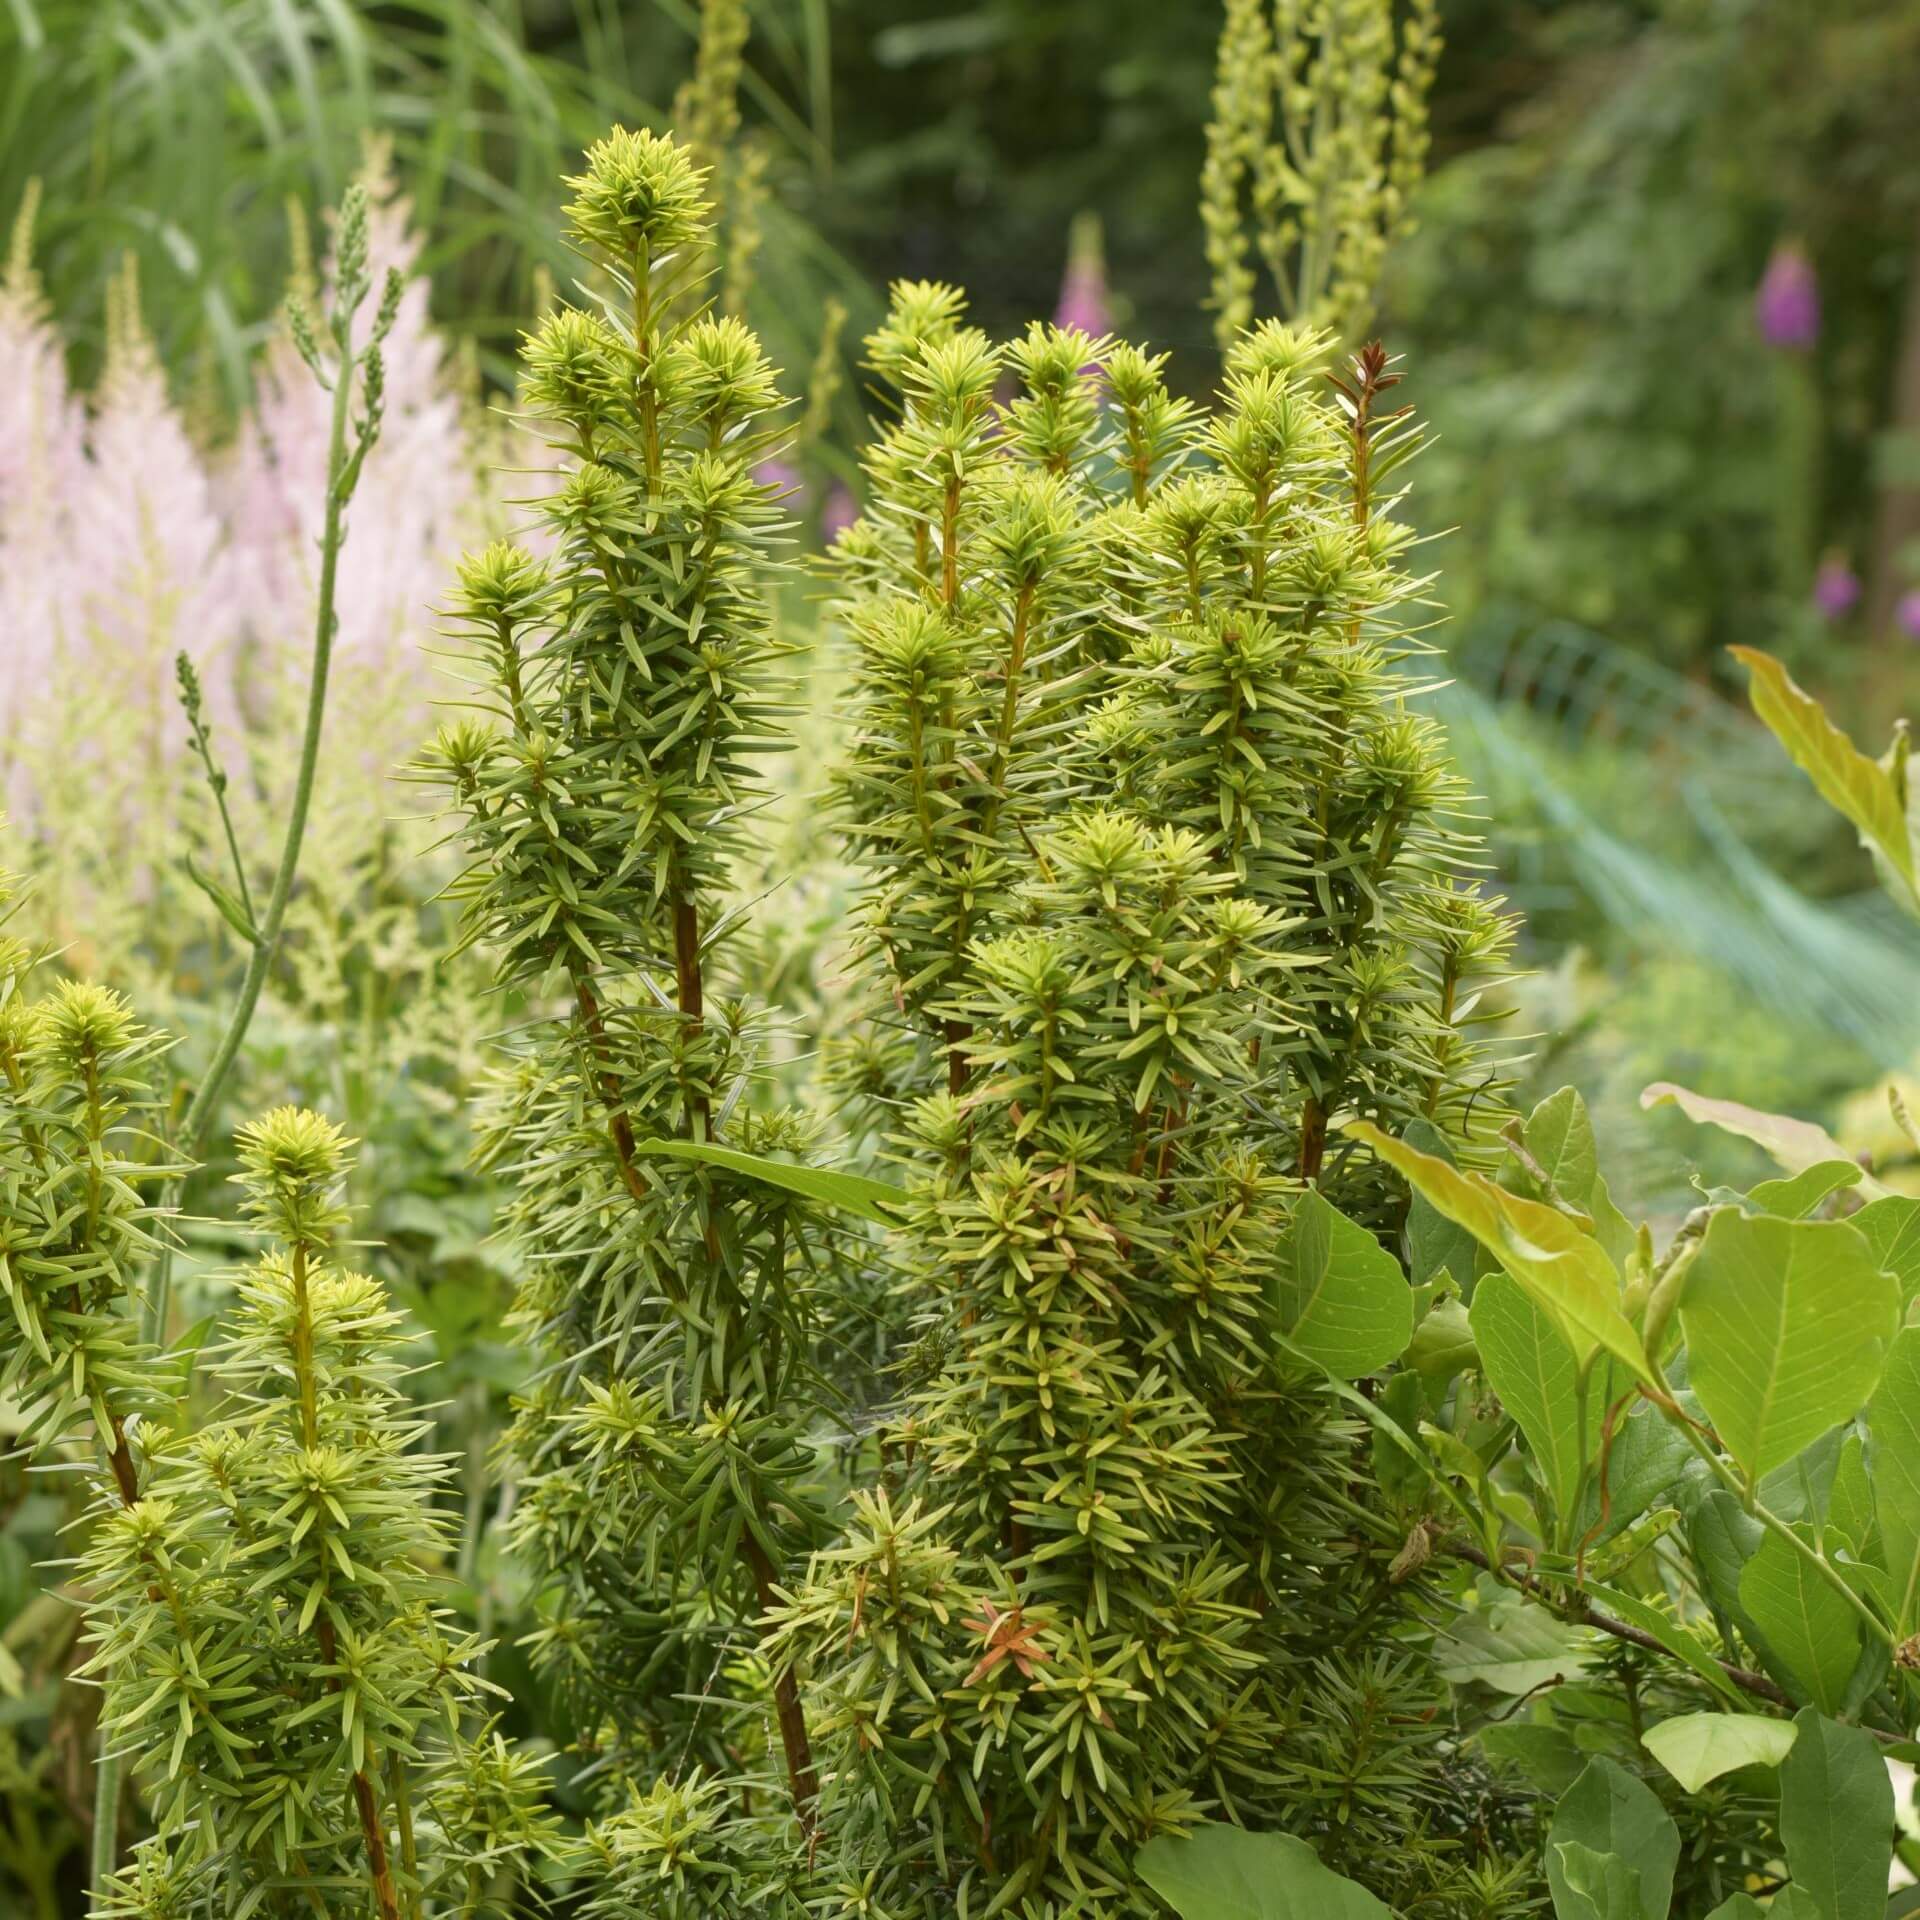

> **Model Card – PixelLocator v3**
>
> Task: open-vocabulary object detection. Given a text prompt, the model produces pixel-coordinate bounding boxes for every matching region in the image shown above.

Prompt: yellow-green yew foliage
[0,838,174,1511]
[761,290,1519,1915]
[0,817,541,1917]
[79,1107,552,1920]
[422,126,842,1894]
[419,127,1520,1919]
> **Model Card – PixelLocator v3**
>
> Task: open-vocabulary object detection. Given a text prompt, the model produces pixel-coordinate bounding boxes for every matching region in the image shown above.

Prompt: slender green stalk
[139,211,386,1355]
[178,654,256,927]
[89,1748,121,1902]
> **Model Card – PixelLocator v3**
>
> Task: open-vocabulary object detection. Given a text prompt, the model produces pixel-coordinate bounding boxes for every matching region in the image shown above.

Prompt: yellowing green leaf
[1640,1082,1889,1198]
[1731,646,1920,914]
[1347,1121,1649,1383]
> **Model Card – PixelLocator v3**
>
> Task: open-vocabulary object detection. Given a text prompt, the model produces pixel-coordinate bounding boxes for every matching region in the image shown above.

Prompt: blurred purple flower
[755,457,804,501]
[1756,243,1819,352]
[1054,212,1109,341]
[1897,590,1920,642]
[1812,557,1861,619]
[822,486,858,541]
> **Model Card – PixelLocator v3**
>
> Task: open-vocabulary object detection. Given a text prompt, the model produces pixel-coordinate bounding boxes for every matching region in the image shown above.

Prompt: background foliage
[5,0,1920,1914]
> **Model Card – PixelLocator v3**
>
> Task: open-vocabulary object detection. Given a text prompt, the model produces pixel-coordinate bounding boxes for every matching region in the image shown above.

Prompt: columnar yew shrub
[768,287,1520,1914]
[79,1108,547,1919]
[0,854,173,1508]
[830,287,1511,1217]
[1,810,532,1916]
[422,128,838,1864]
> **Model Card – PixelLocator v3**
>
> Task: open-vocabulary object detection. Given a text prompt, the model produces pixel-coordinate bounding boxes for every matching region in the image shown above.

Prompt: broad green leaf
[1759,1429,1852,1533]
[1422,1419,1495,1491]
[1549,1840,1641,1920]
[1546,1758,1678,1920]
[631,1138,906,1223]
[1348,1122,1650,1383]
[1702,1899,1767,1920]
[1471,1272,1601,1517]
[1778,1708,1894,1920]
[1510,1087,1599,1213]
[1679,1210,1898,1481]
[1408,1296,1478,1392]
[1738,1528,1863,1714]
[1640,1711,1798,1793]
[1269,1190,1413,1379]
[1690,1489,1766,1636]
[1371,1370,1428,1502]
[1826,1429,1876,1560]
[1584,1503,1680,1576]
[1403,1118,1482,1294]
[1730,644,1920,915]
[1479,1721,1586,1795]
[1134,1823,1391,1920]
[1436,1597,1594,1695]
[1748,1161,1866,1219]
[1642,1082,1891,1199]
[1868,1327,1920,1633]
[1765,1892,1831,1920]
[1513,1087,1636,1264]
[1854,1196,1920,1308]
[1576,1401,1691,1548]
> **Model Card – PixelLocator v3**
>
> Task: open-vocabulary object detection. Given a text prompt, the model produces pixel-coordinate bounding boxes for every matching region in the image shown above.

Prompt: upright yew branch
[423,129,833,1846]
[144,182,402,1348]
[798,287,1518,1913]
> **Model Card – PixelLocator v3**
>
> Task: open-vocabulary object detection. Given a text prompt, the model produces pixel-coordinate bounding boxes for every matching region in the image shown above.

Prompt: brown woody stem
[573,873,821,1831]
[743,1530,821,1833]
[1298,1093,1327,1183]
[351,1765,403,1920]
[1442,1539,1788,1709]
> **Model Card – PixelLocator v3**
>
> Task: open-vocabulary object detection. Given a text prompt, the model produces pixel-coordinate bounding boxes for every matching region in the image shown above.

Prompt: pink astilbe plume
[75,256,242,745]
[224,145,482,786]
[13,254,245,951]
[0,159,494,970]
[0,183,88,782]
